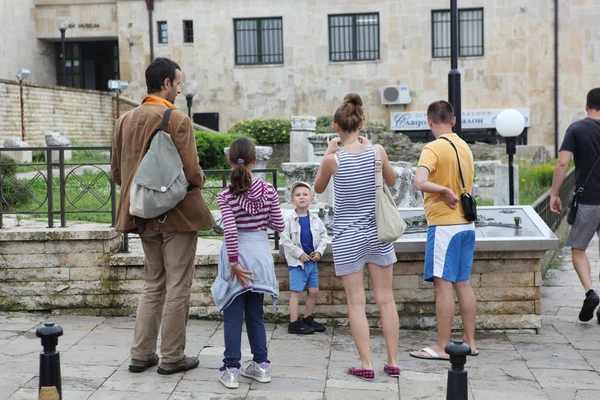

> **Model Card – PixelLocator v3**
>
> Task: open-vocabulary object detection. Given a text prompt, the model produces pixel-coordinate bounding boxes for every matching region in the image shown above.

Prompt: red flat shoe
[348,367,375,380]
[383,365,401,377]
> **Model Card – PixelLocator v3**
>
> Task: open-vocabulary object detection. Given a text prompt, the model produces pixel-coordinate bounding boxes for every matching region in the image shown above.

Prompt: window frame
[183,20,194,44]
[233,17,284,66]
[431,8,484,58]
[328,12,380,62]
[157,21,168,44]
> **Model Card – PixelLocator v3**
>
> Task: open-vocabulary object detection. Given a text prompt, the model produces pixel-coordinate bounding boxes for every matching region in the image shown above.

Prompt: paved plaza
[1,237,599,400]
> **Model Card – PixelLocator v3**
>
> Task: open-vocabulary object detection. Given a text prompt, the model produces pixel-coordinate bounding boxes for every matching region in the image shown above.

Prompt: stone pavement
[1,237,600,400]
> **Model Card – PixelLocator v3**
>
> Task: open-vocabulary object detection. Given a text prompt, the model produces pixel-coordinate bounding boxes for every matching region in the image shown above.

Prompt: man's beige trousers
[130,230,198,363]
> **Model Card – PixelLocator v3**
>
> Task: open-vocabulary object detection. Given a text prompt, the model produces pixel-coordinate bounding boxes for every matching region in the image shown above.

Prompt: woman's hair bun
[343,92,363,106]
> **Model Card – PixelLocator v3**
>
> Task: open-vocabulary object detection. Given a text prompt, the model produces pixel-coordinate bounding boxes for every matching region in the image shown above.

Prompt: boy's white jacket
[280,209,328,268]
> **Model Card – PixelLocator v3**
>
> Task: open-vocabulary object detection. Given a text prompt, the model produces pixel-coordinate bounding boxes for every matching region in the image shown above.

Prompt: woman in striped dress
[314,93,400,379]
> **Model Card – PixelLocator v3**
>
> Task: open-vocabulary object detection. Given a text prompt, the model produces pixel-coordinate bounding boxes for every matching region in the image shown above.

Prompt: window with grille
[329,13,380,62]
[183,20,194,43]
[234,17,283,65]
[431,8,484,58]
[157,21,168,44]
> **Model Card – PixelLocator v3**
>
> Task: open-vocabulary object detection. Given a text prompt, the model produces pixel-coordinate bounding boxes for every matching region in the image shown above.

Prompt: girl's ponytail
[228,137,256,196]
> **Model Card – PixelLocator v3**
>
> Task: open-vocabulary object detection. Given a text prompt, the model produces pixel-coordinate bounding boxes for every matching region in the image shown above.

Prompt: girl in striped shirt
[211,136,285,389]
[314,93,400,380]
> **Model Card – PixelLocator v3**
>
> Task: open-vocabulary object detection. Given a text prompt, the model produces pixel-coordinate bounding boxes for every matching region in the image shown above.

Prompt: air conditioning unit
[380,86,411,105]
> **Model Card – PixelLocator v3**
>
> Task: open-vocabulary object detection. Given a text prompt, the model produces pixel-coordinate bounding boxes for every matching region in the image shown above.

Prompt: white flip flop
[409,347,450,361]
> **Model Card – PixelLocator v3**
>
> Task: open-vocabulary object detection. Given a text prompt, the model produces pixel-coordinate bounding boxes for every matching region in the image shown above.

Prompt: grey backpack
[129,109,189,219]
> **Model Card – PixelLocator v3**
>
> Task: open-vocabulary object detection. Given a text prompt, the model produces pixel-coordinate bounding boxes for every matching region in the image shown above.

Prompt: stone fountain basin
[393,206,559,253]
[298,206,558,254]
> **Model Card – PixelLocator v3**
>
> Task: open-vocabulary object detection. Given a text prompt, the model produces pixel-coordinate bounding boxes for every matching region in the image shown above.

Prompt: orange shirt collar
[142,95,176,109]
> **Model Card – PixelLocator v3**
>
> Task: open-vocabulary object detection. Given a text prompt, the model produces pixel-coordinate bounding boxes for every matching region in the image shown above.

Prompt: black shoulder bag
[440,137,477,222]
[567,156,600,225]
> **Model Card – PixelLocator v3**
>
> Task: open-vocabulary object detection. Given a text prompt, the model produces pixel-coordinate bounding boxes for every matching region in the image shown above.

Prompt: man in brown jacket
[111,57,215,375]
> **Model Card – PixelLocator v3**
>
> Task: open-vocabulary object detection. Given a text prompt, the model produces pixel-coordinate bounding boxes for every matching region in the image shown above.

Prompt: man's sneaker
[579,290,600,322]
[240,361,271,383]
[157,356,199,375]
[288,319,315,334]
[303,314,326,332]
[219,366,240,389]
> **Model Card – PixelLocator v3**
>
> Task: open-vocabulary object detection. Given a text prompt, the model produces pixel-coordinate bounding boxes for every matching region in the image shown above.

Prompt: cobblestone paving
[1,237,599,399]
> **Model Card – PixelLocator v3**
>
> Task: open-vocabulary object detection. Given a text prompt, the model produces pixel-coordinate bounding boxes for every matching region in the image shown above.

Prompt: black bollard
[445,339,471,400]
[36,322,63,400]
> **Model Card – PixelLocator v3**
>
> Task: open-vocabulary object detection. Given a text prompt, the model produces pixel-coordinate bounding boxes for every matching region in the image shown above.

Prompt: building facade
[1,0,599,152]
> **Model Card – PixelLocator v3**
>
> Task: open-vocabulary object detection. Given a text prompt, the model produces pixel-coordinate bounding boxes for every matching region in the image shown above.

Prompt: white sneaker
[240,361,271,383]
[219,366,240,389]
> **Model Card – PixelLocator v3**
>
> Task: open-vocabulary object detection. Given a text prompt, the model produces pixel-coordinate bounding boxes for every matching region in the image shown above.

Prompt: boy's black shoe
[579,289,600,322]
[288,319,315,334]
[303,314,326,332]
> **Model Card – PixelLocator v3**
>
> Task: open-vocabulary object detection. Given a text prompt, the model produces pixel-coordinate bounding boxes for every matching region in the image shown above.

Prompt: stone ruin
[283,116,424,211]
[2,137,32,163]
[45,132,72,162]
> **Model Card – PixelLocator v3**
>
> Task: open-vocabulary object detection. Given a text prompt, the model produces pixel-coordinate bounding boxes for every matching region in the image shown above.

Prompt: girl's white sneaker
[219,366,240,389]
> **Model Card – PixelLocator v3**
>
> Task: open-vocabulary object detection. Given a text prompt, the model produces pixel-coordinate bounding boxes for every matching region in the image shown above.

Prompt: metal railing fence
[0,146,115,229]
[120,168,280,252]
[532,168,576,231]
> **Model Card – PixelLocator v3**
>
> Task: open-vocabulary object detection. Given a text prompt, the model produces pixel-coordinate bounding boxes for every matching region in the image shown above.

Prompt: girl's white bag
[374,148,407,242]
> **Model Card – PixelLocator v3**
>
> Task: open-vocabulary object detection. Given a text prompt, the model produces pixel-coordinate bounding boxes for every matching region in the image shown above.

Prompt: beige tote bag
[374,148,407,242]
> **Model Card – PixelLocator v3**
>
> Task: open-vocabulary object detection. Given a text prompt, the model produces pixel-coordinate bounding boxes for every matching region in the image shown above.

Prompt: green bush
[0,155,17,176]
[228,118,291,144]
[519,163,556,204]
[316,115,333,133]
[0,155,29,209]
[195,131,249,169]
[32,151,45,163]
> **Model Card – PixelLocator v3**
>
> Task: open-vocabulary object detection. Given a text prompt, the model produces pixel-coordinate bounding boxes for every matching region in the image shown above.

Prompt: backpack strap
[145,108,174,153]
[161,108,173,133]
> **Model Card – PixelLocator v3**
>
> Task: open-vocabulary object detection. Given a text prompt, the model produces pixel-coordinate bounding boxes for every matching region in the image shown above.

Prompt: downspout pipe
[554,0,559,158]
[146,0,155,61]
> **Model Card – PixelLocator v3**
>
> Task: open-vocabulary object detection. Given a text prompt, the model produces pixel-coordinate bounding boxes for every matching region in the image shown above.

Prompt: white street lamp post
[495,109,525,205]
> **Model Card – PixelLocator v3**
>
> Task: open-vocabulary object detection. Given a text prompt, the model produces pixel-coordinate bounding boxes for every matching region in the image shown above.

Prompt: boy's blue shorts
[424,224,476,283]
[289,261,319,292]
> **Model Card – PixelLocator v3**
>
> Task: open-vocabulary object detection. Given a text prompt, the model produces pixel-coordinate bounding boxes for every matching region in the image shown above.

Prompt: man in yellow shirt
[409,100,478,361]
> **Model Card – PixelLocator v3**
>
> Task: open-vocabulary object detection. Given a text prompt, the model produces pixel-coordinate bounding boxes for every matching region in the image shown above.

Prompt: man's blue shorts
[424,223,476,283]
[289,261,319,292]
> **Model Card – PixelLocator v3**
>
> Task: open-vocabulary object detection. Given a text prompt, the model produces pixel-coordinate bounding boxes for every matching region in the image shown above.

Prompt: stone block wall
[0,226,123,313]
[0,226,543,331]
[0,79,135,146]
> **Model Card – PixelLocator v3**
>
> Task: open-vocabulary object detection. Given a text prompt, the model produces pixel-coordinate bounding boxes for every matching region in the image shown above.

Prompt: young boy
[409,100,478,360]
[281,181,328,334]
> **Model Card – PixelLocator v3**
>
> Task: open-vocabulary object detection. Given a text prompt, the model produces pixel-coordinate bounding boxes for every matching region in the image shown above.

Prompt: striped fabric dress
[332,146,397,276]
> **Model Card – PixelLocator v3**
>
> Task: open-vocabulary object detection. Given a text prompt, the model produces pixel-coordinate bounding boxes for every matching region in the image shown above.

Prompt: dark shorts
[565,204,600,250]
